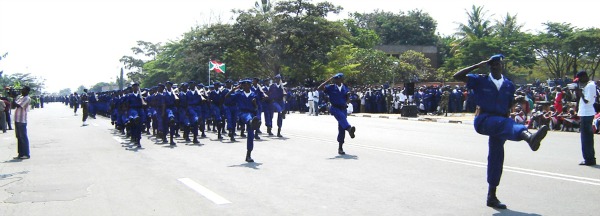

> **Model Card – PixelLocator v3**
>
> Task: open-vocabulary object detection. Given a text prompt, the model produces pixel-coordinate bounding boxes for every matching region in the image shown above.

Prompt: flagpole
[208,59,211,85]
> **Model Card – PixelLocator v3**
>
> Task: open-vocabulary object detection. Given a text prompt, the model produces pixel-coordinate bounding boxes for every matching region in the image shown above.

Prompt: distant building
[101,85,119,92]
[374,45,439,68]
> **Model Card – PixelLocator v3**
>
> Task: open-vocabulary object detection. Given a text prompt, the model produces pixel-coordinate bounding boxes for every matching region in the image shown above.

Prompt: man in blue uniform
[251,78,267,139]
[453,54,549,209]
[125,83,146,148]
[163,81,178,145]
[88,91,97,119]
[209,82,225,140]
[186,81,202,144]
[318,73,356,155]
[225,79,261,162]
[178,83,190,144]
[266,74,286,137]
[197,83,209,138]
[223,80,239,141]
[81,89,89,126]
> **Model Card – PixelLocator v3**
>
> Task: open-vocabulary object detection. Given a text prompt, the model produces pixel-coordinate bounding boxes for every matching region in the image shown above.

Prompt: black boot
[193,135,200,144]
[245,150,254,163]
[170,134,176,146]
[229,131,236,142]
[519,125,548,151]
[486,187,507,209]
[183,126,191,142]
[338,142,345,155]
[277,127,282,137]
[347,126,356,139]
[217,123,223,140]
[267,127,273,136]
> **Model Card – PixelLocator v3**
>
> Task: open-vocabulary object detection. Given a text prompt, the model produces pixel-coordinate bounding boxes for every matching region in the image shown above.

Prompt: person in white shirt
[575,71,597,166]
[307,88,315,116]
[13,86,31,159]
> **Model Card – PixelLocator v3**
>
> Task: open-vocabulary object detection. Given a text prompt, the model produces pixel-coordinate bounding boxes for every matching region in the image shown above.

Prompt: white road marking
[92,123,99,127]
[287,134,600,186]
[113,136,125,143]
[177,178,231,205]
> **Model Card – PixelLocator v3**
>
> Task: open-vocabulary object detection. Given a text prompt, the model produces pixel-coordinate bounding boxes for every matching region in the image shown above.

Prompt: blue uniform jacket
[324,84,349,107]
[467,74,515,116]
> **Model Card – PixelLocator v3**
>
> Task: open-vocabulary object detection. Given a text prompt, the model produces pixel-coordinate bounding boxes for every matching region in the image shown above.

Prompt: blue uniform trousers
[474,113,527,187]
[261,101,272,127]
[111,108,117,123]
[128,108,146,141]
[224,105,238,131]
[267,100,284,128]
[210,104,222,121]
[178,107,189,127]
[239,112,255,151]
[188,106,202,136]
[163,107,177,136]
[330,106,351,144]
[89,103,97,117]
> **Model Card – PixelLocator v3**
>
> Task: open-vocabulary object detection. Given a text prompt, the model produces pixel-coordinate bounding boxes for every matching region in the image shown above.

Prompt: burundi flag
[209,60,226,73]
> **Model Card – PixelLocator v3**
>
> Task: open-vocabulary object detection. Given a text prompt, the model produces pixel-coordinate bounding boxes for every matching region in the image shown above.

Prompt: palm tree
[456,5,493,41]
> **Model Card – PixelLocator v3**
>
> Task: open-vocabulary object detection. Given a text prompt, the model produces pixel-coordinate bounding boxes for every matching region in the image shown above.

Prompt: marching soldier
[453,54,549,209]
[317,73,356,155]
[125,83,146,148]
[225,79,261,162]
[266,74,286,137]
[187,81,203,144]
[163,81,178,145]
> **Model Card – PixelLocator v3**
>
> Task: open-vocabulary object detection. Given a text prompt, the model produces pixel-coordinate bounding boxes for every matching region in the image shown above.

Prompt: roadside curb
[353,114,473,125]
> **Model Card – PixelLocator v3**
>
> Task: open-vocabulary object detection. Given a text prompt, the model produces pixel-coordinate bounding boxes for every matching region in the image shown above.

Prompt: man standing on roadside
[13,86,32,159]
[575,71,596,166]
[453,54,549,209]
[0,97,6,133]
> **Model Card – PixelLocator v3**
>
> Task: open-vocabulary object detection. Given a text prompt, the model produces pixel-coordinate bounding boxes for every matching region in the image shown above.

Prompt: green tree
[351,9,437,45]
[76,85,86,94]
[533,22,577,79]
[58,88,72,96]
[456,5,493,41]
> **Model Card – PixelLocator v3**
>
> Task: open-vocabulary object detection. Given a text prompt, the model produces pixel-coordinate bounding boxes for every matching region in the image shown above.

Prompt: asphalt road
[0,103,599,216]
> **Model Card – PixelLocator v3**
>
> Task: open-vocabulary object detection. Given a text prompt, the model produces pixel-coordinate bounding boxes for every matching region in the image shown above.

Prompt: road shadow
[125,146,144,152]
[2,158,27,163]
[162,145,177,149]
[328,154,359,160]
[0,171,29,179]
[228,162,263,170]
[578,164,600,169]
[493,209,541,216]
[185,143,204,147]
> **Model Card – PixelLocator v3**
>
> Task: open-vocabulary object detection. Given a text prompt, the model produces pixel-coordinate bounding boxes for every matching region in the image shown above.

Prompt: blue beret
[180,82,188,87]
[197,83,204,87]
[188,81,196,85]
[333,73,344,79]
[166,81,173,85]
[274,74,281,79]
[488,54,505,64]
[213,82,221,86]
[157,83,165,87]
[131,82,139,86]
[225,79,233,84]
[239,79,251,84]
[208,85,214,88]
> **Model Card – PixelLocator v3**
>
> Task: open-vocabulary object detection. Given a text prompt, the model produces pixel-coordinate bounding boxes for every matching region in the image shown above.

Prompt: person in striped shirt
[13,86,31,160]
